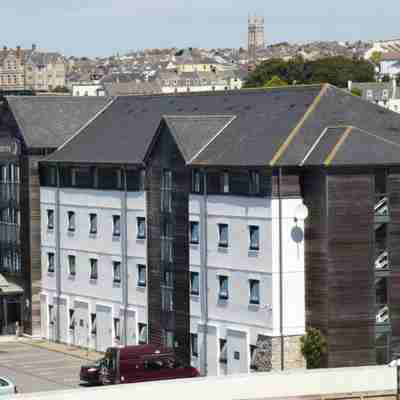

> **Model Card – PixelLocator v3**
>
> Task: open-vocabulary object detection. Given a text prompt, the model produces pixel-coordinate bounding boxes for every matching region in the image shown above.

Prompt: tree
[370,51,382,66]
[351,87,362,97]
[264,75,288,87]
[300,328,327,369]
[52,86,70,93]
[245,56,375,88]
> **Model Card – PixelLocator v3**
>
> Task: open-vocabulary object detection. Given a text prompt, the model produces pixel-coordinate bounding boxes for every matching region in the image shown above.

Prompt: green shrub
[300,328,327,369]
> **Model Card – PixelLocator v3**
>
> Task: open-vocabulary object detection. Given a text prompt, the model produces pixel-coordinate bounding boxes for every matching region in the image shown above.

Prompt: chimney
[3,46,7,53]
[16,46,21,58]
[32,43,36,51]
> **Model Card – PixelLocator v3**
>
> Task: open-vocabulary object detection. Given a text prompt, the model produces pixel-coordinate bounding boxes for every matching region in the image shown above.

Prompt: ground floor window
[376,327,391,365]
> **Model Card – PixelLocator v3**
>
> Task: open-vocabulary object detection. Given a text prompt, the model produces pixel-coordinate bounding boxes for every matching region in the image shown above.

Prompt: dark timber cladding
[389,173,400,357]
[146,124,190,364]
[303,171,375,367]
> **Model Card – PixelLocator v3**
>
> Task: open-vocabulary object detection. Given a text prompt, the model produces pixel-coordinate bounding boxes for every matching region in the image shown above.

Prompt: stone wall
[254,334,305,372]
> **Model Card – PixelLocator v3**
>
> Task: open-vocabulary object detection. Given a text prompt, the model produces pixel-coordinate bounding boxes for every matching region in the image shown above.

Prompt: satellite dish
[294,203,309,221]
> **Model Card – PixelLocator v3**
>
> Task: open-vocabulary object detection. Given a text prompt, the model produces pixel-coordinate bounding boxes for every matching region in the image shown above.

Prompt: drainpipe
[55,165,61,343]
[121,166,128,346]
[278,167,284,370]
[200,169,209,376]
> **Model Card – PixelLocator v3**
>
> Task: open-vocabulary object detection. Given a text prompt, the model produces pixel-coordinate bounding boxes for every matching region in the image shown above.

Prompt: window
[138,264,146,287]
[191,333,198,357]
[90,258,98,280]
[89,213,97,234]
[69,309,75,330]
[47,209,54,230]
[192,169,201,193]
[162,329,174,348]
[114,318,121,340]
[221,171,229,193]
[249,225,260,251]
[367,89,373,100]
[219,339,227,363]
[161,169,172,212]
[91,313,97,335]
[138,323,147,344]
[218,223,229,248]
[48,305,54,325]
[190,221,199,244]
[190,271,200,296]
[249,279,260,305]
[249,171,260,194]
[67,211,75,232]
[113,261,121,284]
[113,215,121,237]
[137,217,146,239]
[48,252,55,273]
[68,255,76,276]
[219,275,229,300]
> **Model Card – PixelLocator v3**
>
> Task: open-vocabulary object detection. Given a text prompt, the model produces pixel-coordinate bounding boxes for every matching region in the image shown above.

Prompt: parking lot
[0,340,87,394]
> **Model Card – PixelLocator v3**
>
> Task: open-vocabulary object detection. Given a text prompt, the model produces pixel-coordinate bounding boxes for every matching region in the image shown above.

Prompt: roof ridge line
[269,83,330,166]
[351,126,400,149]
[188,115,237,164]
[52,96,117,154]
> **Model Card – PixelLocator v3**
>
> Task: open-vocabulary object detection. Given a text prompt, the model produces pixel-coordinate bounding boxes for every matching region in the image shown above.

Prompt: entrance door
[126,310,136,345]
[96,304,112,352]
[40,294,47,339]
[74,301,89,348]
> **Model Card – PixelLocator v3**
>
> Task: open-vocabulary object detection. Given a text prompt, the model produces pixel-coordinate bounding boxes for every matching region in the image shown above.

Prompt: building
[248,16,265,62]
[0,96,110,335]
[0,45,66,93]
[72,82,105,97]
[38,84,400,373]
[348,79,400,113]
[380,53,400,78]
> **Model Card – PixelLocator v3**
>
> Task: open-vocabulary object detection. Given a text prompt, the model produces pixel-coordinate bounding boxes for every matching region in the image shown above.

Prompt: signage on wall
[0,138,19,156]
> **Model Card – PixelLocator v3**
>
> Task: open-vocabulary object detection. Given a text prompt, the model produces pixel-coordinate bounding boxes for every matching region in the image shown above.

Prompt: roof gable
[6,96,111,148]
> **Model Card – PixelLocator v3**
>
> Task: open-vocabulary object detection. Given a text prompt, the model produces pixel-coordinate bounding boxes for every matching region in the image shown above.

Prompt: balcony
[376,304,389,324]
[375,250,389,271]
[375,196,389,223]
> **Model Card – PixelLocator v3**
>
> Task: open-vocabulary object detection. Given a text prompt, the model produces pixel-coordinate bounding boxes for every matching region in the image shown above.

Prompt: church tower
[248,15,265,62]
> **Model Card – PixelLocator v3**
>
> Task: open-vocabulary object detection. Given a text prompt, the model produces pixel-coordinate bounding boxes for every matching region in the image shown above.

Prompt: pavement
[0,337,102,394]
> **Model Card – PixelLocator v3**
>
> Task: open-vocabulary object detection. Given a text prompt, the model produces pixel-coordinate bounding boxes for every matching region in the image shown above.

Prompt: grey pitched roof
[44,85,322,165]
[43,84,400,168]
[6,96,111,148]
[163,115,235,162]
[278,85,400,166]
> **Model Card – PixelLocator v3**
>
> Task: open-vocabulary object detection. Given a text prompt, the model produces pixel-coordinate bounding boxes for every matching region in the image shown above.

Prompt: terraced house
[39,85,400,374]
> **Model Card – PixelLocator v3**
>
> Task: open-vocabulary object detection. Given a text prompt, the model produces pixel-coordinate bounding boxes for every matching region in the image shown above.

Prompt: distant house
[380,53,400,77]
[348,79,400,113]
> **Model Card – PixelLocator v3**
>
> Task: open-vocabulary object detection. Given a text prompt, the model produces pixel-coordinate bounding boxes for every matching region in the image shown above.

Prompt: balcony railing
[375,250,389,270]
[375,196,389,223]
[376,304,389,324]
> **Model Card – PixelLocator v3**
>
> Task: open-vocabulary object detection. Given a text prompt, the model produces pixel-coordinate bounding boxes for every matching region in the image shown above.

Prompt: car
[80,344,199,386]
[0,376,17,396]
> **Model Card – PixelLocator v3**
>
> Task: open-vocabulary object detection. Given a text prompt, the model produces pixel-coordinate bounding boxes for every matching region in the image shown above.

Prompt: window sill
[89,278,98,284]
[218,246,229,253]
[113,281,121,287]
[136,236,146,241]
[137,283,146,289]
[47,270,55,275]
[89,232,97,238]
[91,332,97,336]
[112,235,121,241]
[47,228,54,233]
[190,242,199,246]
[68,274,76,280]
[190,294,200,302]
[67,230,75,237]
[248,303,260,311]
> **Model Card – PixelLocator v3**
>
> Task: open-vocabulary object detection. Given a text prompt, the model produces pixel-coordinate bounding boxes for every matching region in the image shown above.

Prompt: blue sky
[2,0,400,56]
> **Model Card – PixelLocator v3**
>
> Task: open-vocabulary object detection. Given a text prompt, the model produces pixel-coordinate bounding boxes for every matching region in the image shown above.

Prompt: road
[0,341,85,394]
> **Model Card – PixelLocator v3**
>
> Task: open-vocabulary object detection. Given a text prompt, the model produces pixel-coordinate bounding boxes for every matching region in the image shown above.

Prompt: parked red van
[80,344,199,385]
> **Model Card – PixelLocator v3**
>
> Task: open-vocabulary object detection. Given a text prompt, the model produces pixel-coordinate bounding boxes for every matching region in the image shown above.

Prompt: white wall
[40,188,306,374]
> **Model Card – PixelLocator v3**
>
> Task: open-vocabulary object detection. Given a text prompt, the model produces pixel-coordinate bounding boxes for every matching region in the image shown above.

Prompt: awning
[0,274,23,295]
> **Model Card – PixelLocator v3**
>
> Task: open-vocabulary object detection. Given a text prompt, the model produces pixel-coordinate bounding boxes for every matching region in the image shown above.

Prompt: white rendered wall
[40,188,305,374]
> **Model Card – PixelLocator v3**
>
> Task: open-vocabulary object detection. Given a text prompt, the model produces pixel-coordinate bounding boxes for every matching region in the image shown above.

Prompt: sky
[2,0,400,57]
